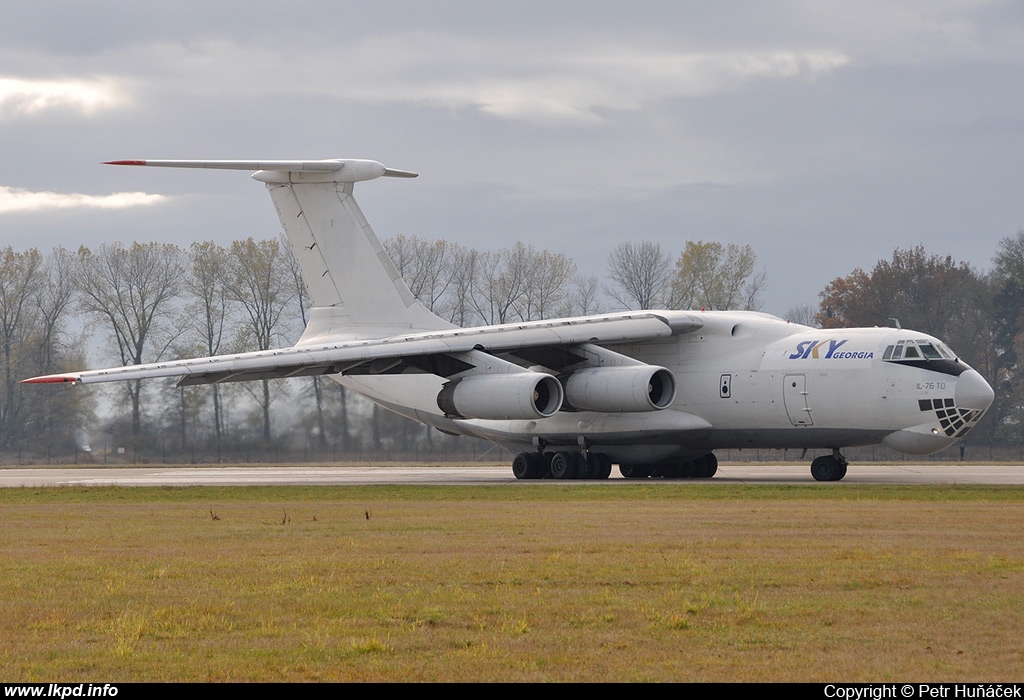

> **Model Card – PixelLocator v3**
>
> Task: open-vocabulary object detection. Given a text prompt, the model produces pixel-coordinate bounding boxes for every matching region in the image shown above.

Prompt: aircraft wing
[22,311,701,387]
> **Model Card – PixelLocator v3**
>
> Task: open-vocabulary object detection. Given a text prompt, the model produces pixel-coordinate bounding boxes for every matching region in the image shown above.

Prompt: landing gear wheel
[618,463,652,479]
[810,455,846,482]
[512,452,544,480]
[584,453,612,480]
[550,451,579,480]
[577,454,595,479]
[693,453,718,478]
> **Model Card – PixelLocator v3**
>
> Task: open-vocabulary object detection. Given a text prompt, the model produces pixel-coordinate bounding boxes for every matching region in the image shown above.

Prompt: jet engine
[564,365,676,412]
[437,373,563,420]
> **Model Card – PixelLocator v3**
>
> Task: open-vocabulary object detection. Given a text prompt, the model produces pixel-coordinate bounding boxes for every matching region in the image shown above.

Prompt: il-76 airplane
[24,159,995,481]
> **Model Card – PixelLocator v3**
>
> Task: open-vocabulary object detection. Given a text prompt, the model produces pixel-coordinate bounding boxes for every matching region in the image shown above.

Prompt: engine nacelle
[564,365,676,412]
[437,373,563,420]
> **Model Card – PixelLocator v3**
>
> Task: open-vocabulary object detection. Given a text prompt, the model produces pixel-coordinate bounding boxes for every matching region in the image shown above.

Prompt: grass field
[1,483,1022,682]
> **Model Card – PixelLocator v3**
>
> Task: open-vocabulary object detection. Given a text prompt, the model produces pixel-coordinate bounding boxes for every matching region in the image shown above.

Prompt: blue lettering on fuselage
[788,339,873,360]
[789,341,813,360]
[824,339,848,358]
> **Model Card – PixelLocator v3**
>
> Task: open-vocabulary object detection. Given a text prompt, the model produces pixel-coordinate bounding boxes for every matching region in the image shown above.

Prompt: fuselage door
[783,374,812,426]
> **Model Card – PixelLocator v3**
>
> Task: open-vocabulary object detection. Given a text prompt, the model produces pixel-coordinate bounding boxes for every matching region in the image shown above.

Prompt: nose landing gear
[810,449,848,481]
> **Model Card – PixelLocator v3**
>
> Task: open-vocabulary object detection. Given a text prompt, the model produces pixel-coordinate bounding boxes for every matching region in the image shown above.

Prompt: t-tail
[105,159,453,341]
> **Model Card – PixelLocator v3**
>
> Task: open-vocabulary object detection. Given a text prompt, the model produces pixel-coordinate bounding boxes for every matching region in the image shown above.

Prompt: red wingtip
[21,374,80,385]
[104,160,147,166]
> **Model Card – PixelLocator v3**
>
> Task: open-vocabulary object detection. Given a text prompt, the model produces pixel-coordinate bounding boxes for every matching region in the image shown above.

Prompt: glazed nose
[955,369,994,411]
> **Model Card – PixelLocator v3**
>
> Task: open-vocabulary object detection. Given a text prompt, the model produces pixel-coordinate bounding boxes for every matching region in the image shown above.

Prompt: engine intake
[437,373,563,420]
[564,365,676,412]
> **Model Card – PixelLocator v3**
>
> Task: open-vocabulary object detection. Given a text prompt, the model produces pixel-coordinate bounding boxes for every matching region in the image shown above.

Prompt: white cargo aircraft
[24,159,995,481]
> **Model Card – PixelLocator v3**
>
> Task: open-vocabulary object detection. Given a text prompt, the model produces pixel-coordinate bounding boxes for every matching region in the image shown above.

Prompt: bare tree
[568,274,604,316]
[385,234,456,313]
[33,248,76,375]
[606,240,671,310]
[785,304,819,327]
[25,248,83,452]
[225,237,296,441]
[186,241,231,445]
[465,242,576,324]
[470,249,523,325]
[518,248,576,321]
[443,245,479,326]
[0,247,43,446]
[75,242,185,437]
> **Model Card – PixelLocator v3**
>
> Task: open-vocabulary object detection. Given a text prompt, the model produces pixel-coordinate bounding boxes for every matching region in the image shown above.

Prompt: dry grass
[0,484,1022,682]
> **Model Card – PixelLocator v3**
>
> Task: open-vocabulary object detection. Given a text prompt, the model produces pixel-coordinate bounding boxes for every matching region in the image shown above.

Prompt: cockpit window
[884,338,966,377]
[883,339,959,363]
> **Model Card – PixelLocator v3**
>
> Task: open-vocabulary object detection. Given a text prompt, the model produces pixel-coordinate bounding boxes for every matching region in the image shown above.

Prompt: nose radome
[956,369,995,411]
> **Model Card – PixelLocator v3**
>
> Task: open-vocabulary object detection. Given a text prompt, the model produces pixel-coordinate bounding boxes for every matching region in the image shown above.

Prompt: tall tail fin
[106,159,452,339]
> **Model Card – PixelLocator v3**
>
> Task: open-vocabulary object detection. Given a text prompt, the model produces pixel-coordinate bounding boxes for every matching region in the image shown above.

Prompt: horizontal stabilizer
[105,159,418,183]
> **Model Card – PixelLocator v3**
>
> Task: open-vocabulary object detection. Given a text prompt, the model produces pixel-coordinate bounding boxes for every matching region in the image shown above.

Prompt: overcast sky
[1,0,1021,317]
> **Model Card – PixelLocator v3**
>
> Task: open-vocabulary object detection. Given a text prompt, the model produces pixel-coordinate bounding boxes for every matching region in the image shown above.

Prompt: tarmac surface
[0,463,1021,487]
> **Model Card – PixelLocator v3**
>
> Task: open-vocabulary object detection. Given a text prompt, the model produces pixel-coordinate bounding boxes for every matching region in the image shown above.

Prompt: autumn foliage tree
[667,241,765,311]
[815,247,991,369]
[990,230,1024,443]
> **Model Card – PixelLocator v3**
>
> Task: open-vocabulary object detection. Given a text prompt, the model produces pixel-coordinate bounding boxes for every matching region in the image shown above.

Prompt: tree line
[1,228,1021,464]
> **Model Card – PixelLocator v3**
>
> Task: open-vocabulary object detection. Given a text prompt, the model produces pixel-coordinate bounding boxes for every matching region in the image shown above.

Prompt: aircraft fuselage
[340,310,991,465]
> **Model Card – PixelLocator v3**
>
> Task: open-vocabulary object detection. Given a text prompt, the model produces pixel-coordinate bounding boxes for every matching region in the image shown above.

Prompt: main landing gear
[511,451,613,480]
[619,453,718,479]
[511,451,719,480]
[810,449,848,482]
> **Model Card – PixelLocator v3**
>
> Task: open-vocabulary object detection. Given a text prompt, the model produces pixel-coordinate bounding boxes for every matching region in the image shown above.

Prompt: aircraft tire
[512,452,543,480]
[577,455,593,479]
[618,463,643,478]
[811,455,844,482]
[693,453,718,478]
[550,451,578,480]
[583,453,610,480]
[619,463,653,478]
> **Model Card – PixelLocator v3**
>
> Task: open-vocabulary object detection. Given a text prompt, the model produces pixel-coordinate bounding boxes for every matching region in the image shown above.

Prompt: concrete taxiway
[0,463,1021,487]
